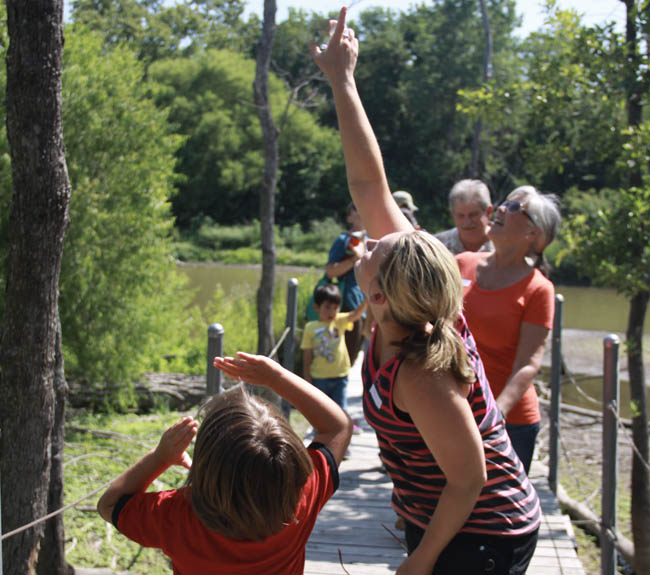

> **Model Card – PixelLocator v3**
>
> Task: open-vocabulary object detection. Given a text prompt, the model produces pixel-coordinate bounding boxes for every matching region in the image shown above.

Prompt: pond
[178,263,650,333]
[178,262,320,309]
[178,263,650,414]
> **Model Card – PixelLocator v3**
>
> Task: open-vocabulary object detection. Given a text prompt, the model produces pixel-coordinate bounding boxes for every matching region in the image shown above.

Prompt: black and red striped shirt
[363,314,541,536]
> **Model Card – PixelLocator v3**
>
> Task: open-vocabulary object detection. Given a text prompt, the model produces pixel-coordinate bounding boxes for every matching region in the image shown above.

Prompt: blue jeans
[311,376,348,411]
[506,422,540,474]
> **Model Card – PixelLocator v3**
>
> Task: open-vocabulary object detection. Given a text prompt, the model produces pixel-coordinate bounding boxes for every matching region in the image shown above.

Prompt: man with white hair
[435,179,494,254]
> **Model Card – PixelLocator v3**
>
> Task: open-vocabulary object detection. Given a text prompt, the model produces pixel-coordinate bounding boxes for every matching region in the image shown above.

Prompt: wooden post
[548,294,563,493]
[207,323,224,396]
[601,334,620,575]
[281,278,298,419]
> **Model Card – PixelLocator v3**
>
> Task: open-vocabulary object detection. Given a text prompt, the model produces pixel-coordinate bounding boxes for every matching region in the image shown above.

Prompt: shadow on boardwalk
[305,354,586,575]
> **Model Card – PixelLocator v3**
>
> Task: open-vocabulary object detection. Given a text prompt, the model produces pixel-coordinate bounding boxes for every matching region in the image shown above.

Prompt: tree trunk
[470,0,492,178]
[627,291,650,574]
[37,320,74,575]
[0,1,71,573]
[620,1,650,572]
[253,0,278,359]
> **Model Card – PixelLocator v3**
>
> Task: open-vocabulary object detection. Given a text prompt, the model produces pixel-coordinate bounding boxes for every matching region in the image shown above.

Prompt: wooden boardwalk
[305,355,586,575]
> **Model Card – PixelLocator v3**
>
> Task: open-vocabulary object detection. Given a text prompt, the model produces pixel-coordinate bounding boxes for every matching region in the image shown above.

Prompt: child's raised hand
[213,352,281,389]
[155,416,198,469]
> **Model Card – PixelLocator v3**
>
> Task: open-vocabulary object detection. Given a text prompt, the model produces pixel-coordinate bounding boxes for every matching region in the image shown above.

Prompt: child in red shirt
[97,353,352,574]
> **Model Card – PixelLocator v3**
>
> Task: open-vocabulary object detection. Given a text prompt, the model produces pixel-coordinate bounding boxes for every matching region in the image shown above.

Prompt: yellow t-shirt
[300,312,353,378]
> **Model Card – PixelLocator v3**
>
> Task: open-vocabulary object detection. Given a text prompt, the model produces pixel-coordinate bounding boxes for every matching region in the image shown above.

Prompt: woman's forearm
[404,481,483,572]
[497,365,538,416]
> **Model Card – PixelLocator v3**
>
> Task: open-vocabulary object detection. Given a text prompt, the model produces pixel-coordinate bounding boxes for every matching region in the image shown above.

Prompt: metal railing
[601,334,619,575]
[546,293,635,575]
[548,294,563,494]
[205,278,299,419]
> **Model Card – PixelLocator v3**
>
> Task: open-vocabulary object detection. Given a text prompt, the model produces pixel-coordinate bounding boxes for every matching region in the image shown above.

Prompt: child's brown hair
[186,387,313,541]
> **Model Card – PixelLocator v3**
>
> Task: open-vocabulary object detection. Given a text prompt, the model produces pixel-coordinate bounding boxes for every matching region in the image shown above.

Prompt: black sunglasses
[501,199,536,225]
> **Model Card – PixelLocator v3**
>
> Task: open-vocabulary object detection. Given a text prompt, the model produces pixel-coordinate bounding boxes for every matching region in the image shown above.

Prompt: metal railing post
[601,334,620,575]
[207,323,224,396]
[548,294,563,493]
[281,278,299,419]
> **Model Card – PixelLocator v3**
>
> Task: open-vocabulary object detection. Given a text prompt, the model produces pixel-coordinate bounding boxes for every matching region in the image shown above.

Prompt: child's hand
[155,416,198,469]
[213,352,281,389]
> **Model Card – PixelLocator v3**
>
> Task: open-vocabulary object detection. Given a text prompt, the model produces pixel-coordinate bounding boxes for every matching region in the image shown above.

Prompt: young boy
[97,352,352,575]
[301,283,367,412]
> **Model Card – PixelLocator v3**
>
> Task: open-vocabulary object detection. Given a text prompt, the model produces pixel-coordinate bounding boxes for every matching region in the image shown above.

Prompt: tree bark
[620,1,650,572]
[37,320,74,575]
[253,0,278,359]
[627,291,650,574]
[0,1,71,573]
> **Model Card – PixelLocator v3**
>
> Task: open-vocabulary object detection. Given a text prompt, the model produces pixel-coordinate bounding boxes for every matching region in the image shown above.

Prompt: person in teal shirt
[326,203,367,365]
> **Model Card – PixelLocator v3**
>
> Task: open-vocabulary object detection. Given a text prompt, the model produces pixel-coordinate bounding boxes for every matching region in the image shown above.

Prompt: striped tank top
[362,313,541,536]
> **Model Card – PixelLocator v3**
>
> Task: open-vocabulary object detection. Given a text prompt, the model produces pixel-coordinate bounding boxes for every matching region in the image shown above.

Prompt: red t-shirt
[456,251,554,425]
[113,444,337,575]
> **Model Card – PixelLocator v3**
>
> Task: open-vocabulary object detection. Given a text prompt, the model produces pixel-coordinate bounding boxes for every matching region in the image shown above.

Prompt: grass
[64,410,184,573]
[172,217,344,268]
[63,405,311,573]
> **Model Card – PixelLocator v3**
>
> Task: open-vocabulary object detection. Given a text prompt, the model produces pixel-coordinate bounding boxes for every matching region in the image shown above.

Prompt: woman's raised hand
[310,6,358,84]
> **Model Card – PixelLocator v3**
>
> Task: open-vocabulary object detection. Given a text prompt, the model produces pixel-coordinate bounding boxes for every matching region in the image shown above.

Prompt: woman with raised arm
[312,9,541,574]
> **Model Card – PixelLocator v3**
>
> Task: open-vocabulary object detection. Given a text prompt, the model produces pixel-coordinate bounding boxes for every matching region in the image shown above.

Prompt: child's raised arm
[214,353,352,464]
[346,299,368,324]
[97,417,198,523]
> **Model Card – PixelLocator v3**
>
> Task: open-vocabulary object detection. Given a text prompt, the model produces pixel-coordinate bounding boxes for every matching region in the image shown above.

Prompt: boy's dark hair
[313,283,342,307]
[186,387,313,541]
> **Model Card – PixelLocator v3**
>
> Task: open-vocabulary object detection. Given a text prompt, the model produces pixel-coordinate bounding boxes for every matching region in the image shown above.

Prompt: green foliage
[70,0,259,63]
[566,186,650,297]
[458,4,627,197]
[172,217,341,267]
[147,48,345,229]
[348,0,520,227]
[154,278,300,375]
[58,26,189,394]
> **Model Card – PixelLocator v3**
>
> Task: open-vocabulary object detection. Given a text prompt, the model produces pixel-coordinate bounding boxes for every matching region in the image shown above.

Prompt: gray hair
[508,186,561,251]
[449,179,492,211]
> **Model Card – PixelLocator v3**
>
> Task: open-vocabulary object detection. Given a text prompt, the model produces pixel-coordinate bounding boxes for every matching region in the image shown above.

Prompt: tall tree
[470,0,493,177]
[0,0,71,573]
[620,0,650,571]
[253,0,278,357]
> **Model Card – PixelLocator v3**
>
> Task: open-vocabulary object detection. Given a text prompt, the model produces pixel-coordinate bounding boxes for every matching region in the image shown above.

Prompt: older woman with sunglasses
[455,186,561,473]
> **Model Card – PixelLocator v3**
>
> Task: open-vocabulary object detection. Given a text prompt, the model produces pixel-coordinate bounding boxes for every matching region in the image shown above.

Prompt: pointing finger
[329,6,348,45]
